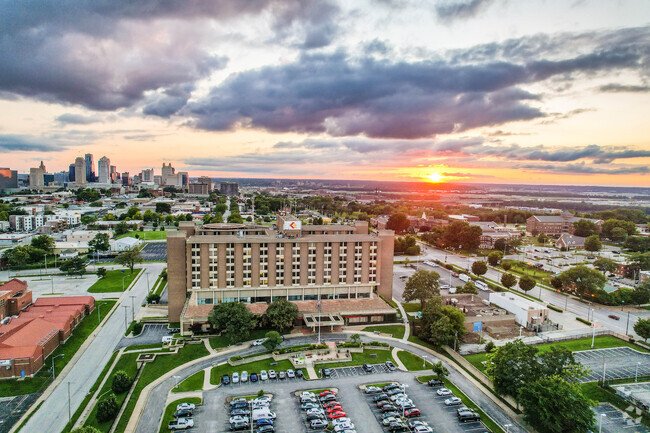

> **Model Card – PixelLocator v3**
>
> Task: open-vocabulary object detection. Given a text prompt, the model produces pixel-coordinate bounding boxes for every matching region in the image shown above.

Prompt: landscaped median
[158,397,201,433]
[416,375,506,433]
[172,370,205,393]
[361,324,406,339]
[88,268,142,293]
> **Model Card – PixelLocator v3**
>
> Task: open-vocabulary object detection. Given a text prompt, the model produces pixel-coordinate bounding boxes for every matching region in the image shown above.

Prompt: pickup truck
[168,418,194,430]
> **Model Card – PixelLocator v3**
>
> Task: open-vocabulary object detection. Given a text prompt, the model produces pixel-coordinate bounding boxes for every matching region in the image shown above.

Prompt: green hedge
[547,304,563,313]
[576,317,592,326]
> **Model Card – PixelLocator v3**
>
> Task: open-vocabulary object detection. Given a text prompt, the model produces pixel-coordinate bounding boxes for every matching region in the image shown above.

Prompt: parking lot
[593,403,649,433]
[574,348,650,382]
[117,324,169,349]
[140,242,167,261]
[295,388,338,433]
[612,381,650,409]
[328,363,393,378]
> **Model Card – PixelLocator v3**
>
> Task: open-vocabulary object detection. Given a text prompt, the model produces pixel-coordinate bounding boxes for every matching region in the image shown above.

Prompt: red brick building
[526,212,602,236]
[0,279,32,320]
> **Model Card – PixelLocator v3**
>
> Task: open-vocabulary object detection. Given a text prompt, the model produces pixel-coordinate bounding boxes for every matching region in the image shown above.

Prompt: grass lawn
[396,350,433,371]
[416,376,505,433]
[465,335,649,373]
[152,268,167,296]
[209,359,297,385]
[314,349,395,373]
[209,329,271,349]
[0,299,116,397]
[362,324,405,339]
[123,343,167,352]
[88,268,142,293]
[116,230,170,240]
[172,370,204,393]
[402,303,421,313]
[158,397,202,433]
[113,343,210,433]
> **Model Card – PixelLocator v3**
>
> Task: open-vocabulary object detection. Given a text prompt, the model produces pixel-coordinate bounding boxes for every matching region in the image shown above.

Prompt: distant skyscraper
[84,153,95,182]
[122,172,130,185]
[0,168,18,192]
[220,181,239,196]
[75,157,86,185]
[29,167,44,188]
[98,156,110,183]
[39,161,46,173]
[141,168,154,182]
[68,163,75,182]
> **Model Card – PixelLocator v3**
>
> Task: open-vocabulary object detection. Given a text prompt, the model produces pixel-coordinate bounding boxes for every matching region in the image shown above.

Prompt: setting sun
[427,172,445,183]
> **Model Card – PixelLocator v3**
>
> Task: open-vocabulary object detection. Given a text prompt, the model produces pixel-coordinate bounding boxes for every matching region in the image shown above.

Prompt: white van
[252,408,276,421]
[424,260,438,268]
[162,336,173,344]
[475,281,489,291]
[459,274,471,283]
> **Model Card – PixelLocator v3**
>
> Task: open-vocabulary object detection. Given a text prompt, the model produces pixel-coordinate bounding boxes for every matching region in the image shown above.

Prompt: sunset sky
[1,0,649,186]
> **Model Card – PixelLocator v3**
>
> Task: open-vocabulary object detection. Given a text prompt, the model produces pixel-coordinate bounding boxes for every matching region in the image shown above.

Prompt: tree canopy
[263,298,299,332]
[471,261,487,276]
[404,270,440,309]
[501,273,517,289]
[634,318,650,342]
[115,247,143,274]
[572,219,599,237]
[518,275,536,293]
[386,212,410,234]
[557,265,606,297]
[262,331,283,351]
[89,232,110,253]
[418,297,465,347]
[487,251,503,266]
[31,235,54,254]
[209,302,256,344]
[584,235,602,252]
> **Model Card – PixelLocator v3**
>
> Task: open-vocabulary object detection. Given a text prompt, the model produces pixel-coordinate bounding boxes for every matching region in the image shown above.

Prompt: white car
[176,402,196,411]
[252,395,272,403]
[389,393,408,402]
[230,415,248,424]
[414,426,433,433]
[253,338,266,346]
[287,369,296,378]
[168,418,194,430]
[230,397,247,405]
[382,417,400,426]
[364,386,382,394]
[260,370,268,381]
[445,397,462,406]
[300,391,316,398]
[437,388,453,396]
[268,370,277,379]
[334,422,355,432]
[241,371,248,383]
[231,372,239,384]
[440,284,451,290]
[331,417,352,426]
[307,408,325,416]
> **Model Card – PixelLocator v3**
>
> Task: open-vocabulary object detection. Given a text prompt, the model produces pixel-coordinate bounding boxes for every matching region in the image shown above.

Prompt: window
[348,316,367,324]
[370,315,384,323]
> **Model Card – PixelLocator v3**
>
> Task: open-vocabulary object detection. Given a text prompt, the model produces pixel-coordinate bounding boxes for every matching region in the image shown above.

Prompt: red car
[323,401,341,408]
[404,408,421,418]
[608,314,620,320]
[326,406,343,414]
[329,411,347,419]
[320,390,336,397]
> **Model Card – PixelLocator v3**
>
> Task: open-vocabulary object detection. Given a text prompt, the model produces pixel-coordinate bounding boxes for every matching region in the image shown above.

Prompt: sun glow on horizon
[426,172,446,183]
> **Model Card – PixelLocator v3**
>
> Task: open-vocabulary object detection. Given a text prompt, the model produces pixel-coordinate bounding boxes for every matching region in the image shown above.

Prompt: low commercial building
[489,292,549,330]
[0,295,94,379]
[110,237,142,252]
[167,216,396,334]
[556,233,586,250]
[66,230,113,243]
[526,212,602,236]
[0,279,32,320]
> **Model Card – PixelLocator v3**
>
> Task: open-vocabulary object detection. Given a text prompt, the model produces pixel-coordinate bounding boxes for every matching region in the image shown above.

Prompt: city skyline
[1,0,649,186]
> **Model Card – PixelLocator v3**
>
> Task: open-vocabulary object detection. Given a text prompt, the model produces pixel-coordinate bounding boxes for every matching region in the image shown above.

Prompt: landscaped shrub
[576,317,592,326]
[96,393,120,422]
[111,370,133,394]
[363,341,390,347]
[547,304,563,313]
[132,322,143,335]
[230,355,243,362]
[146,293,161,304]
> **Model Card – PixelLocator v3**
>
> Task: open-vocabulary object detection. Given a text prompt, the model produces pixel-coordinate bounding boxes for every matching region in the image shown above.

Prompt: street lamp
[598,413,606,433]
[173,375,182,388]
[504,424,512,433]
[51,353,64,380]
[591,319,597,348]
[422,355,428,369]
[636,362,641,383]
[122,275,127,291]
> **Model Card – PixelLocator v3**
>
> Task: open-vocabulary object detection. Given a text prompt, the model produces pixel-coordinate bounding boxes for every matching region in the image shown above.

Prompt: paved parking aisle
[329,363,390,379]
[593,403,650,433]
[140,242,167,261]
[574,348,650,382]
[116,324,169,349]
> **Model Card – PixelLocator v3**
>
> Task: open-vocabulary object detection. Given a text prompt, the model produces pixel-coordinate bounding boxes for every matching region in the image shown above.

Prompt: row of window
[196,291,372,305]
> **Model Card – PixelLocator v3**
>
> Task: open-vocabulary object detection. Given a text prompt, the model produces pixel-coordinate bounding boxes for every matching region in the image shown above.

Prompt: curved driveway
[134,334,526,433]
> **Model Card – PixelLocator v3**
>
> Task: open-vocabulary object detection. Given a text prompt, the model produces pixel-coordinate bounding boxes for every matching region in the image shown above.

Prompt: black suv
[222,374,231,385]
[321,368,332,378]
[173,409,192,418]
[388,422,409,432]
[457,409,480,422]
[427,379,444,387]
[362,363,373,372]
[383,384,400,392]
[373,393,389,402]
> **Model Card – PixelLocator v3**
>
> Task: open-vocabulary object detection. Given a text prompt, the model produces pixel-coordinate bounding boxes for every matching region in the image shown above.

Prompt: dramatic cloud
[143,83,202,118]
[521,162,649,175]
[56,114,102,126]
[184,26,649,139]
[0,134,66,152]
[435,0,494,21]
[0,0,338,110]
[599,83,650,93]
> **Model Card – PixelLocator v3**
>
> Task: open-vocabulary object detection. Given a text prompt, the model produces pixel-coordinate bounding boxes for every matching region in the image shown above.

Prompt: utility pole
[130,295,136,323]
[123,305,128,331]
[67,381,72,423]
[626,311,631,335]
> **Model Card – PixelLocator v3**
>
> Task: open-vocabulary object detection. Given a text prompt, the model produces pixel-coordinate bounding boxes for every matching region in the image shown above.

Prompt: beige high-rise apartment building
[29,167,44,188]
[167,216,396,334]
[98,156,110,184]
[74,157,86,185]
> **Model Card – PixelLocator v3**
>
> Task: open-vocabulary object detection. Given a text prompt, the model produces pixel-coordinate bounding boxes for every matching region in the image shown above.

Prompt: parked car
[221,374,231,385]
[320,390,336,397]
[326,405,343,414]
[232,372,239,384]
[301,402,320,410]
[383,384,400,392]
[382,417,401,426]
[413,426,434,433]
[307,408,325,416]
[307,413,327,421]
[173,409,193,418]
[445,397,462,406]
[321,368,332,378]
[287,369,296,378]
[373,393,389,402]
[296,370,304,378]
[250,372,259,382]
[268,370,277,379]
[278,371,286,380]
[320,394,337,403]
[230,421,249,431]
[256,419,274,427]
[323,401,341,408]
[176,402,196,411]
[256,426,275,433]
[168,418,194,430]
[253,338,266,346]
[385,361,396,371]
[230,415,248,424]
[427,379,444,387]
[231,402,248,410]
[388,421,409,432]
[260,370,268,381]
[380,405,398,413]
[436,388,453,396]
[329,411,347,419]
[362,363,373,372]
[230,409,250,417]
[408,420,429,429]
[310,419,328,429]
[365,386,382,394]
[241,371,248,383]
[457,408,480,422]
[231,398,247,406]
[404,408,421,417]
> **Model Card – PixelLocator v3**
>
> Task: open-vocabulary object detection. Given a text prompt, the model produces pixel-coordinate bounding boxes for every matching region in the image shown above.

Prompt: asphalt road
[134,334,526,433]
[417,244,650,339]
[19,263,166,433]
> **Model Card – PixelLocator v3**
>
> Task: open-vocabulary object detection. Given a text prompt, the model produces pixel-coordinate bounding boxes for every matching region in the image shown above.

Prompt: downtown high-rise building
[98,156,110,184]
[75,157,86,185]
[84,154,95,182]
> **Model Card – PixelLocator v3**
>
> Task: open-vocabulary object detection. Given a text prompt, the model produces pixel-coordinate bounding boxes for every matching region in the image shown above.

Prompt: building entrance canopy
[303,313,344,328]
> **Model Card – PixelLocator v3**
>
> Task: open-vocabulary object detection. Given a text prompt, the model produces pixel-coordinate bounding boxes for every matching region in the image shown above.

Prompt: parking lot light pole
[591,320,597,348]
[625,311,631,335]
[504,424,511,433]
[636,362,640,383]
[51,353,64,380]
[122,275,127,291]
[123,305,128,332]
[599,414,606,433]
[173,375,181,388]
[422,355,427,369]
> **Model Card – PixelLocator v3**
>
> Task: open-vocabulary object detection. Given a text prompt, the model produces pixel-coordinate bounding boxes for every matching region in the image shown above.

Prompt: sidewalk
[391,347,407,371]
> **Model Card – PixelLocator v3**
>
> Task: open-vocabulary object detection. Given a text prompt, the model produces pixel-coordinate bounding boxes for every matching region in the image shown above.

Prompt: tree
[501,273,517,289]
[593,257,618,274]
[624,236,650,253]
[71,427,102,433]
[558,266,606,297]
[209,302,255,344]
[263,298,299,332]
[227,213,243,224]
[519,376,594,433]
[89,232,110,253]
[97,267,107,278]
[584,235,602,252]
[114,221,130,236]
[629,252,650,272]
[155,202,172,214]
[601,218,637,238]
[404,270,440,309]
[349,333,361,344]
[471,261,487,276]
[386,212,410,234]
[59,257,87,277]
[539,346,588,381]
[31,235,54,254]
[262,331,283,351]
[486,340,540,402]
[96,393,120,422]
[634,318,650,342]
[487,251,503,266]
[115,247,143,274]
[550,276,563,290]
[501,262,512,272]
[610,227,628,243]
[431,361,449,380]
[457,282,478,294]
[537,233,549,244]
[573,219,599,237]
[111,370,133,394]
[518,276,536,293]
[419,297,465,347]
